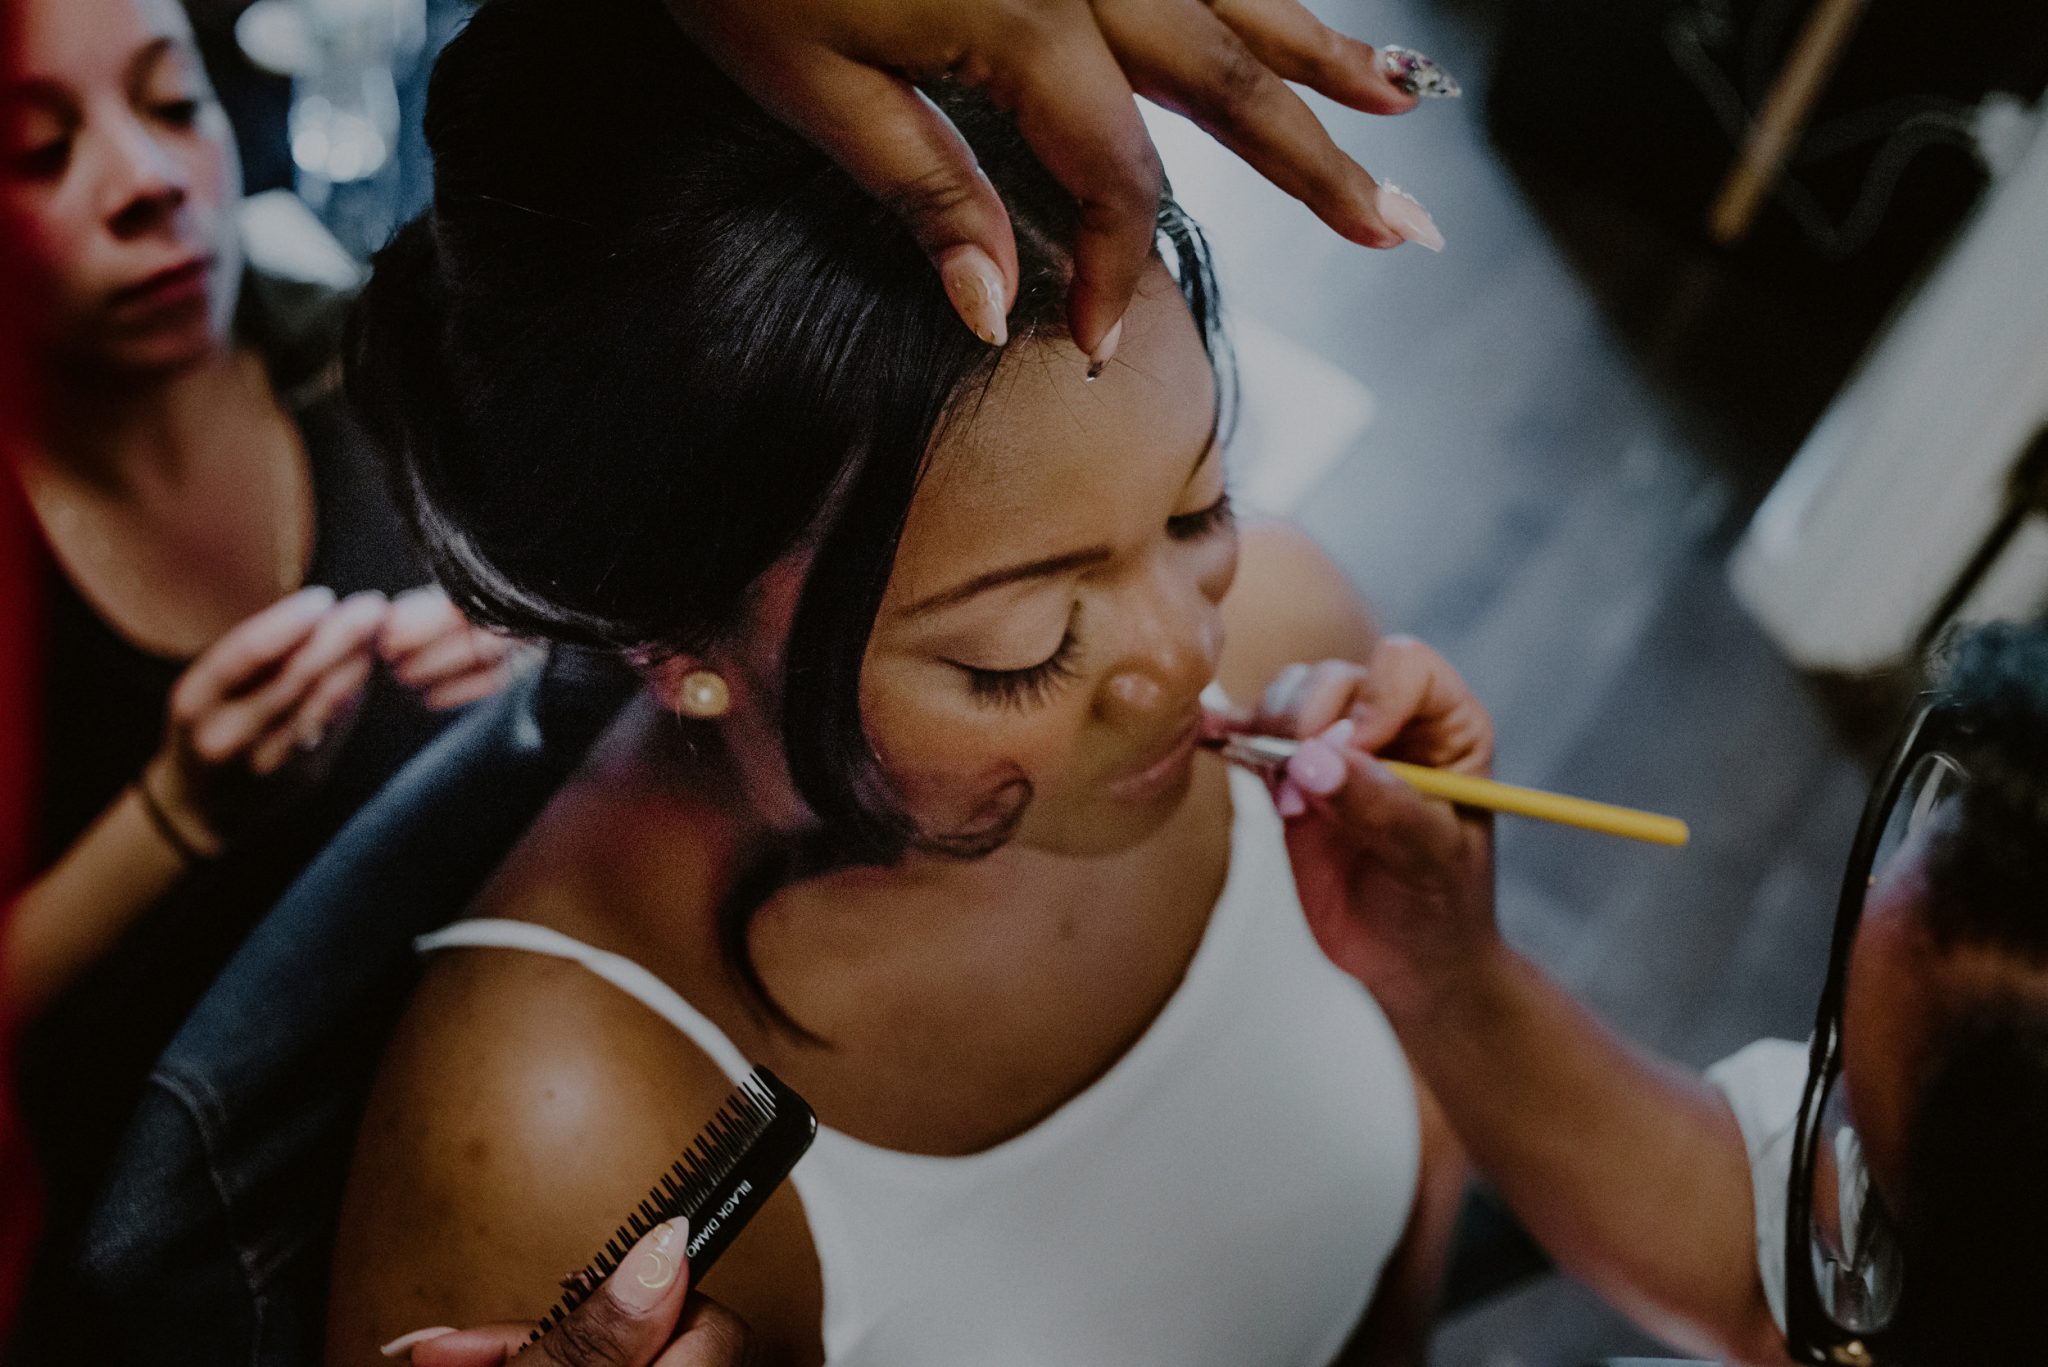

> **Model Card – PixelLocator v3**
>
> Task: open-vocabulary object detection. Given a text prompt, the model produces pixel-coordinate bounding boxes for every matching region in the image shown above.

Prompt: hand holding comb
[530,1068,817,1344]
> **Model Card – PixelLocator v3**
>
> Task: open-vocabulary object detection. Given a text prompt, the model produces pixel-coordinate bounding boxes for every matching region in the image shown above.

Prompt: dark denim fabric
[35,650,630,1366]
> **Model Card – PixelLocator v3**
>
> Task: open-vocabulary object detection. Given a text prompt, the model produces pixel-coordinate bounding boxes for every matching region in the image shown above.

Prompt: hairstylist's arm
[663,0,1438,358]
[1,586,386,1020]
[380,1224,747,1367]
[1255,638,1788,1364]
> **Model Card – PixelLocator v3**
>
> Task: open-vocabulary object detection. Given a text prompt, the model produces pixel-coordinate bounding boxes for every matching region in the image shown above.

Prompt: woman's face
[858,264,1239,857]
[1,0,241,375]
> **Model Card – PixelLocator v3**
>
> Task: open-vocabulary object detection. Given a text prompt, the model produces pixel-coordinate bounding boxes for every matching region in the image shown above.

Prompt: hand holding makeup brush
[1235,638,1503,1018]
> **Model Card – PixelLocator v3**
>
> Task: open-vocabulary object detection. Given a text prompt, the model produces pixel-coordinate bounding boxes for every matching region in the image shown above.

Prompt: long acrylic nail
[1276,780,1307,819]
[940,246,1008,347]
[1085,316,1124,381]
[1319,718,1357,749]
[380,1328,456,1358]
[612,1220,685,1314]
[1375,183,1445,252]
[1380,45,1461,99]
[1288,739,1347,796]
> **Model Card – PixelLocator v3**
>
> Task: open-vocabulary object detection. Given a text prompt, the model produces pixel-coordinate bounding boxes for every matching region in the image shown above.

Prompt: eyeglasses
[1784,701,1970,1366]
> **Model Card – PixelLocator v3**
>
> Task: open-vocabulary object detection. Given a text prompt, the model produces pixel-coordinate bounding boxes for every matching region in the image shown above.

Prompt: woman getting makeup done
[0,0,527,1316]
[328,1,1469,1363]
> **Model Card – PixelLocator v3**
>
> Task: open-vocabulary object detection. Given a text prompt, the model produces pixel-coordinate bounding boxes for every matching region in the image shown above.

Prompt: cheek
[2,192,89,289]
[1204,526,1242,603]
[1,194,98,340]
[187,119,238,208]
[861,664,1080,817]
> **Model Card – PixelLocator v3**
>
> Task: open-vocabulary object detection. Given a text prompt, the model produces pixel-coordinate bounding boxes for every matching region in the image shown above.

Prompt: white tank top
[418,765,1420,1367]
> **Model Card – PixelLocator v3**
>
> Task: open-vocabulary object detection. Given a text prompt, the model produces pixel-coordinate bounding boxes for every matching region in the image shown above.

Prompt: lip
[1105,717,1202,801]
[109,255,213,312]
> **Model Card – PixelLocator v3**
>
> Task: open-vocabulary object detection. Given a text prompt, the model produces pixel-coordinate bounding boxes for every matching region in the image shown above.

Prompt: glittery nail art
[1380,45,1461,99]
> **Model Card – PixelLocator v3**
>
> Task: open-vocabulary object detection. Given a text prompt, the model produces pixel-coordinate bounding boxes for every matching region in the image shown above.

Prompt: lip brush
[1202,733,1690,848]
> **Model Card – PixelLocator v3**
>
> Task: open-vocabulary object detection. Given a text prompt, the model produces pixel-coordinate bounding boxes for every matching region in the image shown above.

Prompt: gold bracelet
[135,771,211,866]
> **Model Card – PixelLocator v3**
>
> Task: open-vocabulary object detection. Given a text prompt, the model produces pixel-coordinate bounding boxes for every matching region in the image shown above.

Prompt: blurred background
[28,0,2048,1358]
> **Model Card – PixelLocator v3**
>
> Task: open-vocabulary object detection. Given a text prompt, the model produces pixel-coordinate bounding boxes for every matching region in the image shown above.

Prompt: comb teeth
[528,1069,807,1342]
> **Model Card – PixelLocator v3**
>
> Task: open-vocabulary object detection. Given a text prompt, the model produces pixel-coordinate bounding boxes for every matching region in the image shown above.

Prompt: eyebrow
[902,409,1223,618]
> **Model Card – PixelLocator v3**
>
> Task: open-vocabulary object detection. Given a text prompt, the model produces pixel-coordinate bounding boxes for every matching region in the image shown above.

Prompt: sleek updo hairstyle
[348,0,1221,1020]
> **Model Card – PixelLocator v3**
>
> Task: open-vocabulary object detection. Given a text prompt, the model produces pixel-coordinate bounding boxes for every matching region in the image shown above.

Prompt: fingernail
[1288,738,1347,796]
[1319,718,1357,749]
[1380,45,1461,98]
[612,1219,685,1314]
[1084,316,1123,381]
[296,722,326,751]
[940,246,1009,347]
[1276,780,1307,818]
[290,585,337,612]
[1375,183,1445,252]
[380,1327,456,1358]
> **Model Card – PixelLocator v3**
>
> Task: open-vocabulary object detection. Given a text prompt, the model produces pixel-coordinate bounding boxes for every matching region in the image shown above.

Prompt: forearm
[2,783,188,1020]
[1389,948,1785,1363]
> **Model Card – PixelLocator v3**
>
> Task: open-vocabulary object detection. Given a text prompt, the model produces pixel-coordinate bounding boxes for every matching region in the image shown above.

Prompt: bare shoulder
[1216,518,1378,704]
[325,940,822,1365]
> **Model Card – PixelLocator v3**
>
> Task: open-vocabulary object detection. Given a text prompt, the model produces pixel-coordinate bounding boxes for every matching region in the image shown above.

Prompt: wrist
[1374,934,1522,1037]
[138,756,225,862]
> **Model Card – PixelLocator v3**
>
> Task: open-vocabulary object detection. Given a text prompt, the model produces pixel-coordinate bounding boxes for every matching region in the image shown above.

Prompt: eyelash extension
[1167,490,1235,541]
[963,621,1082,709]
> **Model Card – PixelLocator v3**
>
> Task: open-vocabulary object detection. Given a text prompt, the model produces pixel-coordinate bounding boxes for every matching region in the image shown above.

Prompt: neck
[35,342,248,491]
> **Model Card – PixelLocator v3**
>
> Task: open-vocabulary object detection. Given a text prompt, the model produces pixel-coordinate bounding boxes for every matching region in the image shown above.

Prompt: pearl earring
[677,670,731,719]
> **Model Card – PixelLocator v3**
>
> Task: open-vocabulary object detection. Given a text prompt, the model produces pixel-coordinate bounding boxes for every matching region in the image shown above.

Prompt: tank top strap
[415,918,755,1084]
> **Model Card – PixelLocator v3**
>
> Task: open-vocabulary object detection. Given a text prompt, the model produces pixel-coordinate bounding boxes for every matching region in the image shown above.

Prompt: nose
[102,116,189,239]
[1097,563,1223,726]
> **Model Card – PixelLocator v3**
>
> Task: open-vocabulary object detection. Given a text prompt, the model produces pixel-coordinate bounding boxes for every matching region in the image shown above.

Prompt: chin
[73,308,222,377]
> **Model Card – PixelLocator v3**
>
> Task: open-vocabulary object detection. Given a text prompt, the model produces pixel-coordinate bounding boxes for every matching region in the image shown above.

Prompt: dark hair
[347,0,1222,1023]
[1889,999,2048,1366]
[1919,622,2048,960]
[1883,623,2048,1363]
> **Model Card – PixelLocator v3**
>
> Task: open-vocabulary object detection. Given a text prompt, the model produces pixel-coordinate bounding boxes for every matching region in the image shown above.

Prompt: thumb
[399,1223,699,1367]
[524,1221,691,1367]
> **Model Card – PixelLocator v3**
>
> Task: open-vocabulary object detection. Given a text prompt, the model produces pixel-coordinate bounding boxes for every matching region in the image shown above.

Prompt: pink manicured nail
[380,1328,456,1358]
[1288,739,1347,796]
[1375,183,1444,252]
[940,245,1009,347]
[1276,781,1307,818]
[1319,718,1356,748]
[612,1220,685,1314]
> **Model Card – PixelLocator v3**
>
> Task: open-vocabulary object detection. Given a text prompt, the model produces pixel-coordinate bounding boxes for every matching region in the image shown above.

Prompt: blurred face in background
[0,0,242,377]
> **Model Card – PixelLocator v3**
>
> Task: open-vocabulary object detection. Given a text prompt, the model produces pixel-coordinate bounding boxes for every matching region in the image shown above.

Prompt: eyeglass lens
[1806,751,1966,1334]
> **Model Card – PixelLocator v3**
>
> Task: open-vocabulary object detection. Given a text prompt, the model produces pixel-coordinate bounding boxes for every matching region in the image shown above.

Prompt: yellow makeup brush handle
[1379,761,1691,848]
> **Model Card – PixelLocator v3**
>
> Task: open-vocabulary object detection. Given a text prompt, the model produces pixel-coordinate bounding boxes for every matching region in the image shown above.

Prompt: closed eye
[151,99,200,128]
[959,621,1082,710]
[1167,490,1234,541]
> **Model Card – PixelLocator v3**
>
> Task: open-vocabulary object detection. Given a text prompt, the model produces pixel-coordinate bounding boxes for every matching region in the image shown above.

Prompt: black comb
[529,1067,817,1342]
